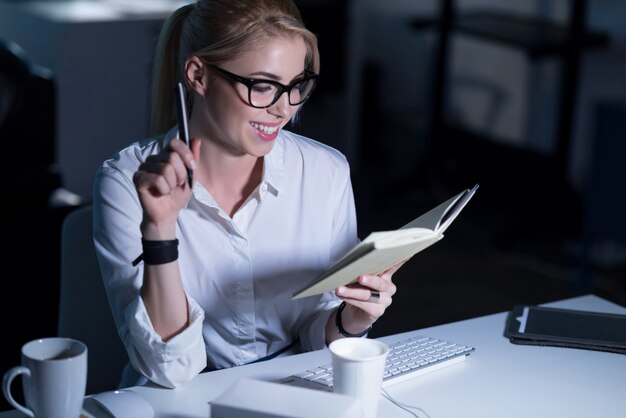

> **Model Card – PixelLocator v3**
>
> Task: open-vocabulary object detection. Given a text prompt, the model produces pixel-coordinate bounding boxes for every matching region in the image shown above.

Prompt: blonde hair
[150,0,320,135]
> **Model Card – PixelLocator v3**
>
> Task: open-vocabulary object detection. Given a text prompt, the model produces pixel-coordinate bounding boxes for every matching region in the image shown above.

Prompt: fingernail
[337,287,345,295]
[361,276,368,285]
[190,160,197,170]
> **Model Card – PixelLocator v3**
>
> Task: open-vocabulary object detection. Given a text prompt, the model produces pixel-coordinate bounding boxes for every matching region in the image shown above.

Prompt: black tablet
[504,304,626,354]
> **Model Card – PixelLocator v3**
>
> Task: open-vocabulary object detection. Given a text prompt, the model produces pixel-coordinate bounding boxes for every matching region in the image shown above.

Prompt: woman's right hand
[133,137,200,239]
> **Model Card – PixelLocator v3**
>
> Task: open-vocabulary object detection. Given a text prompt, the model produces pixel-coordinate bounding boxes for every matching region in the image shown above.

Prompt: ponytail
[149,0,320,136]
[150,4,194,135]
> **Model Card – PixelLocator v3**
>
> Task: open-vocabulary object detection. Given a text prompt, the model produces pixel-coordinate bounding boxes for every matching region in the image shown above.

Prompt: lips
[250,121,280,142]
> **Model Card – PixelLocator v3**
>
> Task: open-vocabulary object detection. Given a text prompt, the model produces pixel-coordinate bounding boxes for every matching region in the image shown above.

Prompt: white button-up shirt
[92,127,358,388]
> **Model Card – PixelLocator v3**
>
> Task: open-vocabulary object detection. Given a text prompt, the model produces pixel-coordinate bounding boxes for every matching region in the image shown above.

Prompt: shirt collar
[160,125,177,151]
[262,132,285,196]
[165,125,286,197]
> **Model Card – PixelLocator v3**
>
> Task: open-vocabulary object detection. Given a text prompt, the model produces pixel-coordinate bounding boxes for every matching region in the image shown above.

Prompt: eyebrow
[247,70,307,82]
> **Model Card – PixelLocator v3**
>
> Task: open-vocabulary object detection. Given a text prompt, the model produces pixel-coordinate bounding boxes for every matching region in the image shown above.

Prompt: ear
[185,56,208,96]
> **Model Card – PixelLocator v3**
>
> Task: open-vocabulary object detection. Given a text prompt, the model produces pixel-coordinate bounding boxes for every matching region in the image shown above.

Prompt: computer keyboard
[279,335,475,391]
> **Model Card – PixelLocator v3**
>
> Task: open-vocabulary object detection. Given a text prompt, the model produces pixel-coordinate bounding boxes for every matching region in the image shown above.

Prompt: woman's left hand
[334,259,407,335]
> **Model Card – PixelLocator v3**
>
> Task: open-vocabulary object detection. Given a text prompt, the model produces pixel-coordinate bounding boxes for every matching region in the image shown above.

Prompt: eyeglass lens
[249,78,316,108]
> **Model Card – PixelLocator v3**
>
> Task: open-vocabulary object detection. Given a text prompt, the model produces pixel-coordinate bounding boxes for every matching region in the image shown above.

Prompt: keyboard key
[281,335,475,391]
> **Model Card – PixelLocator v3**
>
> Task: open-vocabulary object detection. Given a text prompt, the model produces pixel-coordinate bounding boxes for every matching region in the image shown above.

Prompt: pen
[175,82,194,188]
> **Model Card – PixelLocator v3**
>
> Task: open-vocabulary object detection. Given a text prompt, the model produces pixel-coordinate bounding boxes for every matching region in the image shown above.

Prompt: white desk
[2,294,625,417]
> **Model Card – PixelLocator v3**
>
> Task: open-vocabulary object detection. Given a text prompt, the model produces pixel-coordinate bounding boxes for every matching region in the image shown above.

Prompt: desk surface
[2,294,625,417]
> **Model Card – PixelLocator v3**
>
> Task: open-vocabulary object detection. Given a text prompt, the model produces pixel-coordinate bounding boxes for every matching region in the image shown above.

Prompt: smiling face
[193,35,308,158]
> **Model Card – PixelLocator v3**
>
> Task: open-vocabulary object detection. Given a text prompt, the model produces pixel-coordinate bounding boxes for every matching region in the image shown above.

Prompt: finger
[337,281,395,305]
[141,158,183,189]
[170,138,197,172]
[337,284,376,302]
[133,171,176,196]
[190,136,202,160]
[134,149,189,193]
[188,137,201,184]
[149,148,190,188]
[358,275,396,296]
[367,291,381,303]
[341,297,387,320]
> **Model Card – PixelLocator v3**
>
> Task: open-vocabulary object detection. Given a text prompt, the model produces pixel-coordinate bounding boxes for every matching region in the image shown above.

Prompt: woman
[93,0,403,389]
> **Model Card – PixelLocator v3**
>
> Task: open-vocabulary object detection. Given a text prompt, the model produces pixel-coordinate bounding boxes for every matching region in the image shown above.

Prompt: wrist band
[335,301,372,338]
[132,239,179,266]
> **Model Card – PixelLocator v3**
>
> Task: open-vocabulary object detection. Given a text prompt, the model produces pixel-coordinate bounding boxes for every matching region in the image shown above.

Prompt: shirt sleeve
[92,162,207,388]
[124,295,206,388]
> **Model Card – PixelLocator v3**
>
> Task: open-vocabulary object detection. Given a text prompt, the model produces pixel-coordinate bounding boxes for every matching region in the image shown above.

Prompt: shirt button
[260,183,268,193]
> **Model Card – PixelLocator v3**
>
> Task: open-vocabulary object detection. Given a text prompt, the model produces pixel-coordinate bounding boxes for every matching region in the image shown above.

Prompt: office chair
[58,205,128,396]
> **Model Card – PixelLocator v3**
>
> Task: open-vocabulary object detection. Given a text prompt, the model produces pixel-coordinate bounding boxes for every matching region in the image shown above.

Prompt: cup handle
[2,366,35,417]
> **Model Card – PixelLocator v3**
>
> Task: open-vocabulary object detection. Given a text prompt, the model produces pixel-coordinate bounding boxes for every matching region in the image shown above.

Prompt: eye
[251,82,276,95]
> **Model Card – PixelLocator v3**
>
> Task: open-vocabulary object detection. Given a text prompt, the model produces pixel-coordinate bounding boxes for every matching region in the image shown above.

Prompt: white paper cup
[329,338,389,418]
[2,337,87,418]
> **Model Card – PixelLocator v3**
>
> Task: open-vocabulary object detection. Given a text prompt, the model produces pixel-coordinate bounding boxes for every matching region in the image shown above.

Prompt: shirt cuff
[299,298,341,351]
[124,295,207,388]
[126,295,204,361]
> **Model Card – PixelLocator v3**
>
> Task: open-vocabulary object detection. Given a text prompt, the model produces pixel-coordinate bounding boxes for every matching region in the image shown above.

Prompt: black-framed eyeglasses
[210,66,319,109]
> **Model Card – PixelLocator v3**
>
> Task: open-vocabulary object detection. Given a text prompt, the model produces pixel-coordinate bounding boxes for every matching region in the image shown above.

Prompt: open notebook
[292,184,479,299]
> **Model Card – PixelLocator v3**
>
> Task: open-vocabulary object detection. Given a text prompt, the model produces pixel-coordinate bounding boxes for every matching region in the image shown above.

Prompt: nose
[268,90,292,118]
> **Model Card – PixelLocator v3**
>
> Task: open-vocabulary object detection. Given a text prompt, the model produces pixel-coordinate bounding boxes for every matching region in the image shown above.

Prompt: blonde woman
[93,0,404,389]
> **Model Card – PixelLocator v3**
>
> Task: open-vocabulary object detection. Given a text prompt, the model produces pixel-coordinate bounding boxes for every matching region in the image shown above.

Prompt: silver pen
[175,82,193,187]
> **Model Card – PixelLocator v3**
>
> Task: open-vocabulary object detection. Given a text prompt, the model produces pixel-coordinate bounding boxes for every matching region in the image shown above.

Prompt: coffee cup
[2,337,87,418]
[329,338,389,418]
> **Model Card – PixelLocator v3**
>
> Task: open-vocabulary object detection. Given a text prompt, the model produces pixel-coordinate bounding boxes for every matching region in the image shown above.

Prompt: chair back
[58,205,128,395]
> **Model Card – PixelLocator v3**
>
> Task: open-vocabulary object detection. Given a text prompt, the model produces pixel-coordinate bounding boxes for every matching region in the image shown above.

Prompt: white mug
[2,337,87,418]
[329,338,389,418]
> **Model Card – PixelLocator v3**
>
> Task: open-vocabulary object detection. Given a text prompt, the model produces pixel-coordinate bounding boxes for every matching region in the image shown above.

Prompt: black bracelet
[132,239,179,266]
[335,301,372,338]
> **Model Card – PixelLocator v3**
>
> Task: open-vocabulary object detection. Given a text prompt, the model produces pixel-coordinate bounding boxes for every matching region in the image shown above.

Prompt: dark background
[291,0,626,337]
[1,0,625,412]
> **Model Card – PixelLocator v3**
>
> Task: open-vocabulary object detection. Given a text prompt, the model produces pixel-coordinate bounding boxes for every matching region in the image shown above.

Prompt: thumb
[191,137,202,160]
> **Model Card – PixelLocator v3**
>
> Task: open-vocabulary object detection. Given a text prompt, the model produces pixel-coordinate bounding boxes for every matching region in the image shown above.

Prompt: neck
[195,141,264,216]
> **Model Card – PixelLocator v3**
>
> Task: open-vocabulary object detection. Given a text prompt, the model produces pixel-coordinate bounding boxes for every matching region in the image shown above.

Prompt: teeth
[251,122,278,135]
